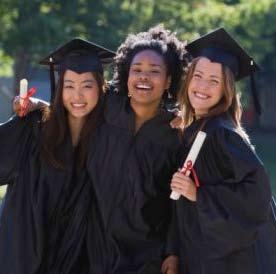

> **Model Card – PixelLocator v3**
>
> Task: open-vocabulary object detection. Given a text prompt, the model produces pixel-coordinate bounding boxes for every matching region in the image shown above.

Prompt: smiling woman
[187,57,224,117]
[128,49,171,106]
[171,28,271,274]
[0,38,115,274]
[62,70,100,146]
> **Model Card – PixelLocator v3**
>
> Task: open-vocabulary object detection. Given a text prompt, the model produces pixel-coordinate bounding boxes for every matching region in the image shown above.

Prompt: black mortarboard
[40,38,115,102]
[186,28,262,114]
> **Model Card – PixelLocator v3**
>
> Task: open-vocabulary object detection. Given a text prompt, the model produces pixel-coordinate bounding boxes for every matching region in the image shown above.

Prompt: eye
[64,84,74,89]
[151,70,161,74]
[210,79,219,85]
[84,84,93,89]
[131,67,141,73]
[193,73,201,79]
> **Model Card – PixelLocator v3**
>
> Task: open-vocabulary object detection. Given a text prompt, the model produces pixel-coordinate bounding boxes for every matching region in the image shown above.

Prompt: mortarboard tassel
[49,57,55,103]
[250,60,262,115]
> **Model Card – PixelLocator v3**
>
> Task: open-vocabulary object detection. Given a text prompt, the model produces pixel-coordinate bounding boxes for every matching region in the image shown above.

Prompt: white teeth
[72,103,86,107]
[136,84,151,89]
[195,92,209,99]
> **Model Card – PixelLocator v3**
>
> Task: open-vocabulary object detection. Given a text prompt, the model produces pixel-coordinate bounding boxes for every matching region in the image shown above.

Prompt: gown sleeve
[196,127,272,259]
[164,201,180,257]
[0,113,39,184]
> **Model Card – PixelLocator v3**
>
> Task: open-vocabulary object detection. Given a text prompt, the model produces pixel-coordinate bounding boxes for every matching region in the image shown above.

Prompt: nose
[138,71,150,81]
[195,78,208,92]
[72,87,83,100]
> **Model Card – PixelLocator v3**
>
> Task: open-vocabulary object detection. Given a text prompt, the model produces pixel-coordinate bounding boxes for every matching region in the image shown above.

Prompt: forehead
[195,57,222,76]
[131,49,165,65]
[64,69,95,80]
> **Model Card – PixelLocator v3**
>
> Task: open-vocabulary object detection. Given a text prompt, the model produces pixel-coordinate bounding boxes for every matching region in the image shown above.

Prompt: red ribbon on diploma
[180,160,200,187]
[19,87,37,117]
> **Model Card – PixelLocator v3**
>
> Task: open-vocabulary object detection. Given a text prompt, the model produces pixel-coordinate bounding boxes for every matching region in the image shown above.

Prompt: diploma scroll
[20,79,28,106]
[170,131,207,200]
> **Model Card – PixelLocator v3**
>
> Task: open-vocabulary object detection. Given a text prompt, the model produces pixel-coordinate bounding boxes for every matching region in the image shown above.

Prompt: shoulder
[201,116,263,174]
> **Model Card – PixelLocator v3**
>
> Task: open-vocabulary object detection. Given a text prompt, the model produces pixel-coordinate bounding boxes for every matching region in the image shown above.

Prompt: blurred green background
[0,0,275,200]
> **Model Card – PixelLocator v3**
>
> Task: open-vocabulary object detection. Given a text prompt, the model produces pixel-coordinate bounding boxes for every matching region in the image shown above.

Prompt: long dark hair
[41,70,105,170]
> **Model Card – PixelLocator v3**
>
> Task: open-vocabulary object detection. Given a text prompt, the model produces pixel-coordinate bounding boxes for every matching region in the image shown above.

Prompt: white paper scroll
[19,78,28,106]
[170,130,207,200]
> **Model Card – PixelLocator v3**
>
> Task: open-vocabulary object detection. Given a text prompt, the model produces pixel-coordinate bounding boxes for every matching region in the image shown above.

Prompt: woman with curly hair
[84,25,189,274]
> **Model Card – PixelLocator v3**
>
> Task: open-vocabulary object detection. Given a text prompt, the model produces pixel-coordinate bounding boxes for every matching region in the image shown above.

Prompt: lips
[136,83,152,89]
[194,92,210,99]
[134,83,153,94]
[71,103,87,108]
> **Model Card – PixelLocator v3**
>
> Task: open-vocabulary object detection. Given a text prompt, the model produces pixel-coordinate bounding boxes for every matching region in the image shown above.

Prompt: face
[62,70,99,122]
[188,57,224,116]
[127,49,171,109]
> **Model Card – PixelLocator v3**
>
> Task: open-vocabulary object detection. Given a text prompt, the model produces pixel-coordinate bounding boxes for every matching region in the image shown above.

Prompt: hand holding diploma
[16,78,37,117]
[170,131,207,201]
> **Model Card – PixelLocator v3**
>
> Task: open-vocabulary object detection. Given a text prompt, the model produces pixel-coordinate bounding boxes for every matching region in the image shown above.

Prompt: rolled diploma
[170,130,207,200]
[20,78,28,106]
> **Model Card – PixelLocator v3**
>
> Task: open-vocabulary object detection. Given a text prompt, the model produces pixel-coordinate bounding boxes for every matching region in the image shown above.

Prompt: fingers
[161,255,179,274]
[13,96,21,115]
[171,172,193,184]
[170,116,182,129]
[170,172,197,202]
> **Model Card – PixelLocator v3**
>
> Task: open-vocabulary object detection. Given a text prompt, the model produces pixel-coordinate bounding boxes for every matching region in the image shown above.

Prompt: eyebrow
[194,70,220,79]
[131,62,163,68]
[64,79,95,83]
[81,79,95,83]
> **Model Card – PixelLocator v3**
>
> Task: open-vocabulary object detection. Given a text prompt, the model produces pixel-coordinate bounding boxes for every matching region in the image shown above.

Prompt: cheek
[86,88,99,105]
[214,86,224,100]
[127,74,133,89]
[62,90,70,105]
[187,83,194,98]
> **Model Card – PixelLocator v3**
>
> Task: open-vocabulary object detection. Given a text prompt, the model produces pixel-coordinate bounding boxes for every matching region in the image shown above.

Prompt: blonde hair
[178,57,250,142]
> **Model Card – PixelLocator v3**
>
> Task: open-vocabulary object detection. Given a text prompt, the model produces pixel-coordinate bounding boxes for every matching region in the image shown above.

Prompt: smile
[194,92,210,99]
[136,83,152,90]
[71,103,87,108]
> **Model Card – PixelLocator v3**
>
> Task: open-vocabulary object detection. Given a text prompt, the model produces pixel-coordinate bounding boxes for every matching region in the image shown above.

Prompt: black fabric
[254,196,276,274]
[40,38,115,69]
[39,38,115,100]
[0,112,104,274]
[172,114,271,274]
[186,27,259,80]
[86,94,181,273]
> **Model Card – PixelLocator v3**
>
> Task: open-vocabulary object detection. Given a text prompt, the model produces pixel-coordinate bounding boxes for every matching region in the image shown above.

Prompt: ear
[165,76,172,90]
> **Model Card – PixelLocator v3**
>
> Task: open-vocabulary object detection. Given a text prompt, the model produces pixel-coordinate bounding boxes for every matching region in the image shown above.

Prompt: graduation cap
[186,27,262,114]
[40,38,115,102]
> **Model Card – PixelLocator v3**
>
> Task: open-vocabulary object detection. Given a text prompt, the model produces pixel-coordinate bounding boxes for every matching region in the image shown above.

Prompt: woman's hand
[171,171,197,202]
[13,96,49,117]
[170,116,183,129]
[161,255,179,274]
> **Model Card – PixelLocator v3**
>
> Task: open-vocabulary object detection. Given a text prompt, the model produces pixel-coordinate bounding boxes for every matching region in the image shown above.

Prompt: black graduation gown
[174,114,271,274]
[0,112,95,274]
[86,94,181,274]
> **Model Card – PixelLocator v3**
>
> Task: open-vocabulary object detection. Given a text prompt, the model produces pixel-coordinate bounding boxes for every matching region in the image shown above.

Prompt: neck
[68,116,85,147]
[130,100,159,132]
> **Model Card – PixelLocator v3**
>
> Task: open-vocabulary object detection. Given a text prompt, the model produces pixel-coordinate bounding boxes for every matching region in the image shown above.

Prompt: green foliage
[0,0,275,95]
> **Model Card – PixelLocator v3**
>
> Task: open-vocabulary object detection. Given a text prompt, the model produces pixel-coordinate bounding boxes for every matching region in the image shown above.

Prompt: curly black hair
[112,24,189,105]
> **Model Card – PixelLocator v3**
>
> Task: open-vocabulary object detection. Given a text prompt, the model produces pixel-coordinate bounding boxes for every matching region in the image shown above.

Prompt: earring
[167,90,172,99]
[128,91,132,97]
